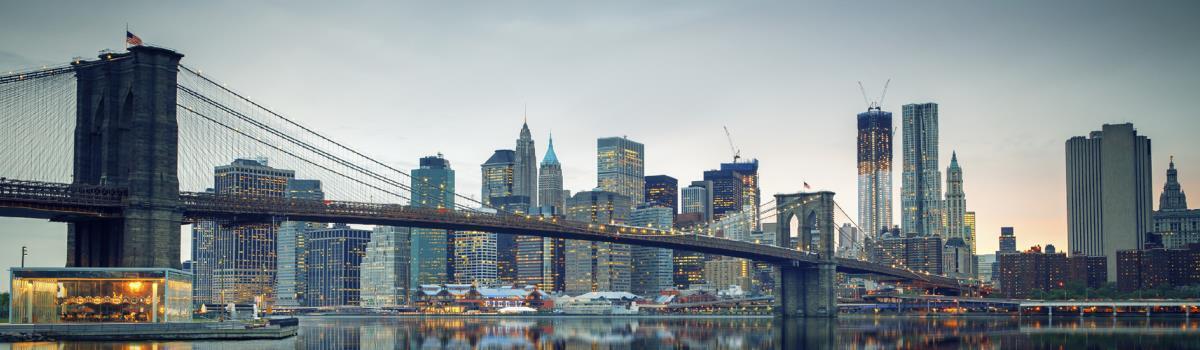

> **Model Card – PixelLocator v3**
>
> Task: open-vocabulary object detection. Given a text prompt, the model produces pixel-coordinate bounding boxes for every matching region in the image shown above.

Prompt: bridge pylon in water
[774,191,837,318]
[67,46,184,269]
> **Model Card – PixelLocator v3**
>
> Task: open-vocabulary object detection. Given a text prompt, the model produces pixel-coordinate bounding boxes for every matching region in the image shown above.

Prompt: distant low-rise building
[997,246,1066,299]
[1116,243,1200,292]
[873,233,943,275]
[704,258,751,291]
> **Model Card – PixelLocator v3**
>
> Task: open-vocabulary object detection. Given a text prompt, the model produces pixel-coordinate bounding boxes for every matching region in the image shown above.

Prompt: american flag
[803,182,811,190]
[126,31,143,46]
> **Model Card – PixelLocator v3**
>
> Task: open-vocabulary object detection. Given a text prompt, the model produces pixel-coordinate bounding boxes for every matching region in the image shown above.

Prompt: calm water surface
[2,316,1199,349]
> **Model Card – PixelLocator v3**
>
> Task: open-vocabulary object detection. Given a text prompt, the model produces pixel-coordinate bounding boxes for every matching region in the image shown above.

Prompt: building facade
[681,181,714,222]
[514,121,538,208]
[873,233,944,275]
[630,207,675,296]
[275,179,324,307]
[901,102,943,237]
[412,155,455,288]
[857,106,894,236]
[942,237,973,279]
[1116,243,1200,292]
[1154,158,1200,248]
[198,158,294,306]
[597,137,645,206]
[721,161,761,229]
[565,190,633,294]
[1066,123,1153,281]
[997,246,1067,299]
[673,213,707,289]
[360,226,412,307]
[999,227,1017,253]
[965,211,977,256]
[703,168,745,221]
[644,175,679,216]
[453,230,499,286]
[538,134,565,211]
[305,224,371,307]
[944,153,967,241]
[705,258,752,291]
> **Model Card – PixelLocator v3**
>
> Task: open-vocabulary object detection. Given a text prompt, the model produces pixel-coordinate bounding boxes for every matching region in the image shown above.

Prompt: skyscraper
[999,227,1017,253]
[514,121,537,208]
[944,152,967,241]
[275,179,324,307]
[565,190,632,294]
[965,211,977,260]
[597,137,645,206]
[901,102,943,237]
[644,175,678,215]
[411,155,455,288]
[203,158,294,306]
[703,168,745,221]
[538,134,565,211]
[630,206,674,296]
[305,224,371,307]
[360,226,411,307]
[481,150,523,284]
[515,208,565,292]
[1066,123,1152,281]
[721,161,761,229]
[482,150,517,205]
[857,106,894,236]
[454,229,499,286]
[673,213,707,289]
[519,137,567,292]
[681,180,714,222]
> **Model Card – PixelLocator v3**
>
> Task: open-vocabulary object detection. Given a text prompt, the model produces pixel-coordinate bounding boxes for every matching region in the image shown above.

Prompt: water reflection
[3,316,1199,349]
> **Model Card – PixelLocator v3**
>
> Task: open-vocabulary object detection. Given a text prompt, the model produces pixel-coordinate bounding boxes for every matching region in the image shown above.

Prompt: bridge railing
[0,179,127,206]
[178,192,822,262]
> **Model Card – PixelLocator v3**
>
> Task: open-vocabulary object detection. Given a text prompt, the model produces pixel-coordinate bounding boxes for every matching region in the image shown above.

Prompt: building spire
[542,132,559,165]
[1159,155,1187,211]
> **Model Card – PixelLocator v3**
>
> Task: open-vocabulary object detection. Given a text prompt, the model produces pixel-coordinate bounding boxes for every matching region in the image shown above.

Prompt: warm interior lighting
[128,281,144,292]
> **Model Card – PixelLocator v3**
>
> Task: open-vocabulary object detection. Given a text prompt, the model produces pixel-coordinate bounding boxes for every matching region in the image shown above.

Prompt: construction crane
[857,79,891,110]
[724,126,741,163]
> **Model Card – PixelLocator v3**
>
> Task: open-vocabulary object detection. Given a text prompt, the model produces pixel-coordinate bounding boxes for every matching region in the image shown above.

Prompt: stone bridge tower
[67,46,184,269]
[774,191,837,318]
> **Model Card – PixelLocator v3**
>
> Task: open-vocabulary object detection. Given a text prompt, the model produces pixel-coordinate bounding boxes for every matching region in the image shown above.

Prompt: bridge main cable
[177,65,497,212]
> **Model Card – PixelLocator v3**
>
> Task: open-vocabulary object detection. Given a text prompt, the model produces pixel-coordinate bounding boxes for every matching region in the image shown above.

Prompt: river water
[2,316,1198,349]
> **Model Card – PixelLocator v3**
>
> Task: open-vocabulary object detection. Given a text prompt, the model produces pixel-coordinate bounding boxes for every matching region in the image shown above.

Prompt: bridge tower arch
[67,46,184,269]
[773,191,837,318]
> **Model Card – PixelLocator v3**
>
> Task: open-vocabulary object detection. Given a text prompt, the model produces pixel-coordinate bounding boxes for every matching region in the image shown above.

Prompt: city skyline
[2,1,1200,290]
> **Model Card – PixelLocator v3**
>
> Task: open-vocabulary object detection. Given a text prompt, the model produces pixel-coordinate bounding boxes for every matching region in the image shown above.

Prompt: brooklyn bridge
[0,45,966,318]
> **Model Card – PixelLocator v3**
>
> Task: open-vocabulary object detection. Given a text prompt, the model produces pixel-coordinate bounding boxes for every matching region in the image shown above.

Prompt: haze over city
[1,0,1198,291]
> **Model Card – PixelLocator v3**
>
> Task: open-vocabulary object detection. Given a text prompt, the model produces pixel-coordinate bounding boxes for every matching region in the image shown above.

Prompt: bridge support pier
[774,191,838,318]
[67,46,184,269]
[777,263,837,318]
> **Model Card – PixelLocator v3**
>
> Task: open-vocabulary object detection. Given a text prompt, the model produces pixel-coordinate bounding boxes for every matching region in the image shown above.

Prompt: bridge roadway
[0,178,960,289]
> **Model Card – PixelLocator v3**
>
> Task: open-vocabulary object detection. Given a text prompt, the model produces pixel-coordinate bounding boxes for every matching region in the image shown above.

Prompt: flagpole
[125,23,129,50]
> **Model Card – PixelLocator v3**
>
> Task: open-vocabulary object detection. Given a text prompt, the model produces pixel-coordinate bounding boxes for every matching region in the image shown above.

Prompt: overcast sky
[1,1,1198,290]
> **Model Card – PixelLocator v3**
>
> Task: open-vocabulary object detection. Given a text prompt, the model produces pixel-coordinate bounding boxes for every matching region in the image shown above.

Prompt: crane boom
[858,81,871,109]
[878,78,891,108]
[724,126,741,162]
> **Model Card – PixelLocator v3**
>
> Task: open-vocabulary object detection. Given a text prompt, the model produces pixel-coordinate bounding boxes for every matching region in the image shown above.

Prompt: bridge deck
[0,178,962,289]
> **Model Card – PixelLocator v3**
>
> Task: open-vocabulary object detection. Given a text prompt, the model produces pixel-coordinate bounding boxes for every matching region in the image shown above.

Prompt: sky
[1,1,1198,290]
